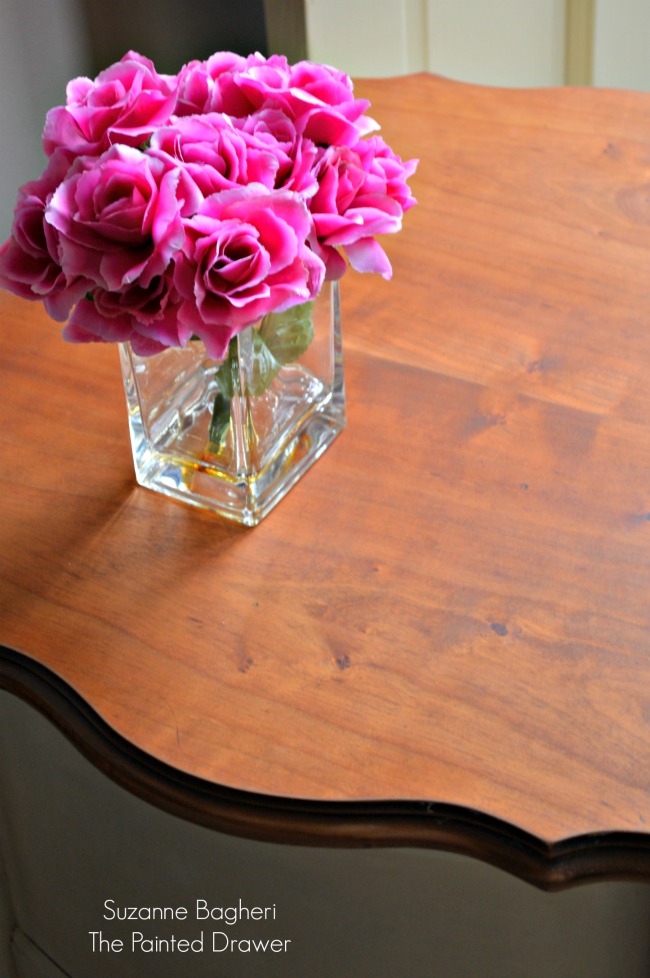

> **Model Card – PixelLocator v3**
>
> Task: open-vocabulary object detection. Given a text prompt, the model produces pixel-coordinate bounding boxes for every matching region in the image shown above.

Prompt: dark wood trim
[2,645,649,892]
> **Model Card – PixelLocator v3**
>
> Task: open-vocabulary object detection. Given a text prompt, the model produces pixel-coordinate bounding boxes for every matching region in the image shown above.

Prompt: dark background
[80,0,306,74]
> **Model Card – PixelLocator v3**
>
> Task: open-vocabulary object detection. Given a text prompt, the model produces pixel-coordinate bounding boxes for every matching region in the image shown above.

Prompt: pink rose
[175,53,293,119]
[173,185,325,359]
[149,114,280,196]
[63,272,184,356]
[309,137,418,279]
[233,108,319,196]
[43,51,178,157]
[176,53,375,146]
[0,48,419,359]
[0,149,91,319]
[287,60,377,144]
[355,136,418,213]
[175,52,249,116]
[232,56,375,146]
[91,267,179,327]
[45,145,191,292]
[210,53,294,118]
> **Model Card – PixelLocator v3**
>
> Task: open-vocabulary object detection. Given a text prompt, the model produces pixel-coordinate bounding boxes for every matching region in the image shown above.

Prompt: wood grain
[2,74,650,886]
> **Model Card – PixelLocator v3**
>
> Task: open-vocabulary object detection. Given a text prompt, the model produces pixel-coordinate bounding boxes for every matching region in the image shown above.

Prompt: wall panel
[594,0,650,90]
[426,0,565,86]
[306,0,566,85]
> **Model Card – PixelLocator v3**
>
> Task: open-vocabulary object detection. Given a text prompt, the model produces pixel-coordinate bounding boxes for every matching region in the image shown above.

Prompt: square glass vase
[119,282,345,526]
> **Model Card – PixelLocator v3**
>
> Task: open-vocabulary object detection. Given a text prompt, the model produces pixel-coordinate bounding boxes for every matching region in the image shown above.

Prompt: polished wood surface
[2,74,650,887]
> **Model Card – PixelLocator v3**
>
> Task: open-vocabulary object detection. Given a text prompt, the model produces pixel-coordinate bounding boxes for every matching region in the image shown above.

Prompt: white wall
[304,0,421,76]
[594,0,650,89]
[306,0,566,85]
[426,0,565,87]
[306,0,650,91]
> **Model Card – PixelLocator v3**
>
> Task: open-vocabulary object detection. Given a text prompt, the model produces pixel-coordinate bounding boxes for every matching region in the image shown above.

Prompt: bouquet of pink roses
[0,50,417,361]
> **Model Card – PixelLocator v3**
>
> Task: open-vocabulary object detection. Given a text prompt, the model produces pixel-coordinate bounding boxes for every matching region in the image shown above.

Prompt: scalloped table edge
[1,646,648,892]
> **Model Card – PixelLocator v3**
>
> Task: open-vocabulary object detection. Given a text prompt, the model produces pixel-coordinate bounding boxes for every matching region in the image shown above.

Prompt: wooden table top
[2,73,650,889]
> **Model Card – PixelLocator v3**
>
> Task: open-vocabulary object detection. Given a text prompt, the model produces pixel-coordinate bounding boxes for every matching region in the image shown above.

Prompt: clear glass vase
[119,282,345,526]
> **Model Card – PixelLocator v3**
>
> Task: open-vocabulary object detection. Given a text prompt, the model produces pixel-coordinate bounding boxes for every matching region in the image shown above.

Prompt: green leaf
[214,337,240,399]
[208,392,231,449]
[245,330,282,397]
[259,300,314,366]
[209,337,239,449]
[244,301,315,396]
[206,302,316,446]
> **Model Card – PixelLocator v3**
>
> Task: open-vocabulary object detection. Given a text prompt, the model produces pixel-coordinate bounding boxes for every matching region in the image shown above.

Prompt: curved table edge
[1,645,648,892]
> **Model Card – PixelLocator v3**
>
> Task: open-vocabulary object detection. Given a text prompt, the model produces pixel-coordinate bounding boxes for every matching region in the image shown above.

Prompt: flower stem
[208,336,240,450]
[207,299,315,452]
